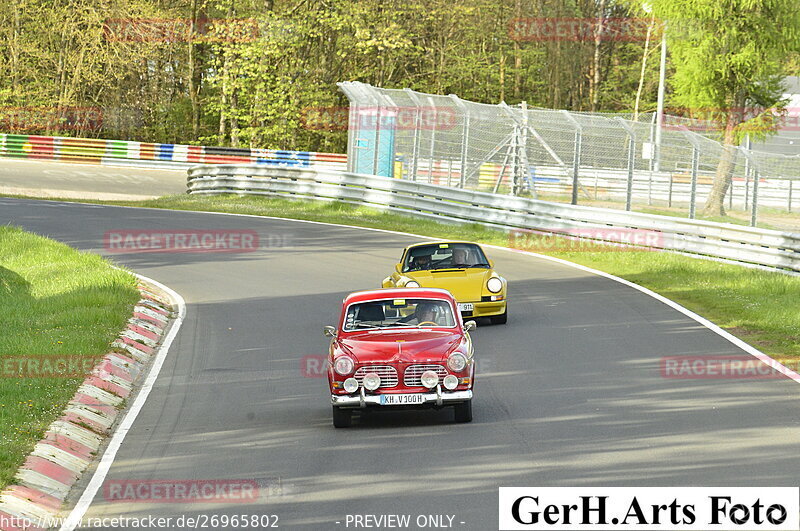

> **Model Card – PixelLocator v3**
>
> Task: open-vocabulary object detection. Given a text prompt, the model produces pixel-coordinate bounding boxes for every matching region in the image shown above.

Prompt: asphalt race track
[2,197,800,530]
[0,159,185,199]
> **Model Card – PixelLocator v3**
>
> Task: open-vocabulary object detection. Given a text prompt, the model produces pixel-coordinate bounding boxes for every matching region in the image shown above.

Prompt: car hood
[337,330,462,364]
[407,268,489,301]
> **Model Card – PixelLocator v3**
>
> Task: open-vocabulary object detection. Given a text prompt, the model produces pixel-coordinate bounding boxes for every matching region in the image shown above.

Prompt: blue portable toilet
[353,109,396,177]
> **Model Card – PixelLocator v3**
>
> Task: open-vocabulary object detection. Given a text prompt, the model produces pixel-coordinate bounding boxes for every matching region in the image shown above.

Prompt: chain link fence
[338,81,800,230]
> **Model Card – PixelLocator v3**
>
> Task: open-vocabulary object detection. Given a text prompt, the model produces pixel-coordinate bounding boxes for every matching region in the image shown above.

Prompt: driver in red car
[399,301,438,325]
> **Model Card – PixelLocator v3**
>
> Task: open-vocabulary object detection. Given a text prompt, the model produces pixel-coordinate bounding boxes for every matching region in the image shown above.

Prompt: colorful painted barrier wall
[0,133,348,171]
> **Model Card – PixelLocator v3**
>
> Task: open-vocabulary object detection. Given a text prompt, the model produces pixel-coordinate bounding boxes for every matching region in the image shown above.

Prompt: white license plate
[380,394,425,405]
[458,303,474,312]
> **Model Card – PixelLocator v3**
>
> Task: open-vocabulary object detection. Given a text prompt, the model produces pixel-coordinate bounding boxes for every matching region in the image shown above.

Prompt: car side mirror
[323,326,337,337]
[395,263,403,273]
[463,320,477,332]
[488,259,495,268]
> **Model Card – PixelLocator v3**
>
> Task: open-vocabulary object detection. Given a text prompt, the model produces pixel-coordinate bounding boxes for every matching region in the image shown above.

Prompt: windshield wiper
[356,321,418,329]
[428,263,490,270]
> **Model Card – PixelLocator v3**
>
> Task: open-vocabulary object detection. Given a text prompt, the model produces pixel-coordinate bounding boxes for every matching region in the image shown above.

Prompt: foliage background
[0,0,797,153]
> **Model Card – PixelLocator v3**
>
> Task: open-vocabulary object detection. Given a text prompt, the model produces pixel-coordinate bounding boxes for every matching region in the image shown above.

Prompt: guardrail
[405,159,795,212]
[187,165,800,273]
[0,133,347,171]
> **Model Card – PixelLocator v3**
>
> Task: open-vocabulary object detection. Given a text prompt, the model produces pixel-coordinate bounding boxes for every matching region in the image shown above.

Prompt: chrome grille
[354,365,398,388]
[404,364,447,387]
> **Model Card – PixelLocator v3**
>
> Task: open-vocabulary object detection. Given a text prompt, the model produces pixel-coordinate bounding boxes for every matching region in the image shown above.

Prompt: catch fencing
[337,82,800,228]
[186,165,800,274]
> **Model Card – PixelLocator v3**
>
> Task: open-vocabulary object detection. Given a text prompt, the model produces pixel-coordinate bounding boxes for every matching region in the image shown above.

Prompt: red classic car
[324,288,476,428]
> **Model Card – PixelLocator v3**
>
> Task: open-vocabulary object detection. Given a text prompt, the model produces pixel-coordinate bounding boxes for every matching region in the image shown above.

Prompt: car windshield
[402,243,490,272]
[343,298,457,331]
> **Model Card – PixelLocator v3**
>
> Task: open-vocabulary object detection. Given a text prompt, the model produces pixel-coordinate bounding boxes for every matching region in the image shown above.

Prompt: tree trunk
[702,117,738,216]
[633,15,655,121]
[499,52,505,102]
[188,0,202,141]
[438,40,445,94]
[513,0,521,99]
[590,0,606,112]
[551,45,560,108]
[230,89,239,147]
[10,6,20,99]
[218,54,227,141]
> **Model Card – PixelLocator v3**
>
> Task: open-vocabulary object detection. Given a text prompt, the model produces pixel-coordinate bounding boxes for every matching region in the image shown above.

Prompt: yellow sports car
[382,241,507,324]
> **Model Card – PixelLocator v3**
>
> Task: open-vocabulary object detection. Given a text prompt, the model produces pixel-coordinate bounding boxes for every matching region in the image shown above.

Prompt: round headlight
[420,370,439,389]
[334,356,354,376]
[363,372,381,391]
[443,374,459,390]
[447,353,467,372]
[405,281,420,288]
[343,377,359,393]
[487,277,503,293]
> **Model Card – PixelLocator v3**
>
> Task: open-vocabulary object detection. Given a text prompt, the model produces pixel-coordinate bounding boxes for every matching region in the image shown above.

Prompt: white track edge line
[17,198,798,528]
[30,198,800,385]
[491,244,800,384]
[58,273,186,531]
[121,205,800,385]
[15,198,798,385]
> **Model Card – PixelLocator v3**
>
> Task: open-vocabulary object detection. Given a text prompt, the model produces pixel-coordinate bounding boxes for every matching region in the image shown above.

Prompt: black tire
[490,308,508,325]
[332,406,352,428]
[454,400,473,423]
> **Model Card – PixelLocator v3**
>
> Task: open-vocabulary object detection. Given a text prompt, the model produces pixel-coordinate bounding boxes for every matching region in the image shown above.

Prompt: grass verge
[526,192,799,231]
[546,249,800,358]
[0,226,139,489]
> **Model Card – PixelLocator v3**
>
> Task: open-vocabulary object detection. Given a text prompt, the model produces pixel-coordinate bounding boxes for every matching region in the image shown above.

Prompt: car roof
[405,240,484,250]
[343,288,456,305]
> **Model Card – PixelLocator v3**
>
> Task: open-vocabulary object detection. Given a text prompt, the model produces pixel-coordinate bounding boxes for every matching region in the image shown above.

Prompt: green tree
[0,0,753,154]
[646,0,800,216]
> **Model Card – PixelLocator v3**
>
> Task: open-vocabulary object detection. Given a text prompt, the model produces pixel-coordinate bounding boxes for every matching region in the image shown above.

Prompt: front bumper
[461,300,506,318]
[331,388,472,409]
